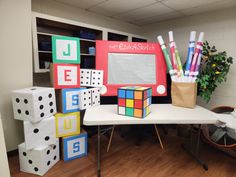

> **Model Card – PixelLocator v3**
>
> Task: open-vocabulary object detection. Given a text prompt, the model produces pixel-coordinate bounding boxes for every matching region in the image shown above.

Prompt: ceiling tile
[163,0,224,10]
[54,0,107,9]
[114,2,174,22]
[132,11,185,25]
[88,0,157,16]
[180,0,236,15]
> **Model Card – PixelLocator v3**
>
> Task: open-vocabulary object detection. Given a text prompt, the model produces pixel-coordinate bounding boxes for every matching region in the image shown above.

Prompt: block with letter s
[62,131,87,161]
[50,63,80,89]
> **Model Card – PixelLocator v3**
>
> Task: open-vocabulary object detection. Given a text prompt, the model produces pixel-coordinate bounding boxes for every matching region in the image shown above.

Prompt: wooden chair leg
[107,126,115,152]
[154,124,164,149]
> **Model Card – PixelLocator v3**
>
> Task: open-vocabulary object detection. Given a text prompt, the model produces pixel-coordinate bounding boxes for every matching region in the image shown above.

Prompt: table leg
[181,124,208,171]
[97,125,101,177]
[107,125,115,152]
[154,124,164,149]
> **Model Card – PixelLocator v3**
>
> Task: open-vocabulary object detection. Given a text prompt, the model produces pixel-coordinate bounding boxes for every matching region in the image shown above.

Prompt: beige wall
[0,115,10,177]
[142,7,236,109]
[0,0,32,151]
[32,0,142,35]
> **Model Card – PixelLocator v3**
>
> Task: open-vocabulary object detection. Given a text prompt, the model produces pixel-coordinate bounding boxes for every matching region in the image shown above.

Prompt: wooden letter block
[55,112,80,137]
[18,139,59,176]
[51,63,80,89]
[56,88,85,113]
[12,87,57,123]
[62,131,87,161]
[52,36,80,64]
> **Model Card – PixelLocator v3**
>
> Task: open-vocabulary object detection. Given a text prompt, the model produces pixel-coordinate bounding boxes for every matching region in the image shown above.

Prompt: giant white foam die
[50,63,80,89]
[18,139,59,176]
[62,131,87,161]
[78,88,100,110]
[24,116,56,150]
[12,87,57,123]
[80,69,103,87]
[56,88,85,113]
[55,112,80,137]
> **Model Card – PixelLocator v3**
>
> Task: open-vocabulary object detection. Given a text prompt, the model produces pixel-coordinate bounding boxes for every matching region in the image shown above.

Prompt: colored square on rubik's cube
[52,36,80,64]
[117,86,152,118]
[62,131,87,161]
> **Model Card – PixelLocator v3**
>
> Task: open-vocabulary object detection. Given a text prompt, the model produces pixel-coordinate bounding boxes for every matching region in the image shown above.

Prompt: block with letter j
[52,36,80,64]
[50,63,80,89]
[62,131,87,161]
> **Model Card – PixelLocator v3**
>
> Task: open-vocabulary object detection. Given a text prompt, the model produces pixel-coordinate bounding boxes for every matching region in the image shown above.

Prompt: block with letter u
[50,63,80,89]
[55,112,80,137]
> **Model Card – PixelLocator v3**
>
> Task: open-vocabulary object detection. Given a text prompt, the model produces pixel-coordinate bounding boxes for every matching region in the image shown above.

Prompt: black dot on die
[34,167,38,172]
[86,82,88,84]
[86,77,89,79]
[95,96,97,98]
[39,105,44,110]
[98,101,100,103]
[89,97,91,99]
[48,93,52,98]
[45,136,50,141]
[89,103,91,105]
[49,102,53,106]
[87,71,89,74]
[98,72,101,74]
[25,110,29,115]
[93,102,95,104]
[92,91,94,93]
[47,150,50,155]
[84,104,86,106]
[23,152,27,156]
[84,98,86,100]
[24,99,28,104]
[33,128,39,134]
[47,161,51,166]
[93,77,95,79]
[92,82,95,84]
[53,156,57,160]
[31,88,36,91]
[16,98,20,103]
[17,109,21,114]
[93,72,95,74]
[38,96,43,101]
[28,160,32,164]
[98,78,100,80]
[88,91,91,94]
[53,145,56,150]
[81,76,83,79]
[40,113,44,117]
[81,71,84,73]
[50,109,54,113]
[83,92,86,94]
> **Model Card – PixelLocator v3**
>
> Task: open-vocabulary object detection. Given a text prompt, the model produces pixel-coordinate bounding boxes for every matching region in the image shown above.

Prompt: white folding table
[83,104,219,177]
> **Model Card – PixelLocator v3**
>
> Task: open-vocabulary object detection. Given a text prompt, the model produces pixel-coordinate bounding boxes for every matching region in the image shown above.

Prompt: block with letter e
[62,131,87,161]
[55,112,80,137]
[50,63,80,89]
[52,36,80,64]
[56,88,86,113]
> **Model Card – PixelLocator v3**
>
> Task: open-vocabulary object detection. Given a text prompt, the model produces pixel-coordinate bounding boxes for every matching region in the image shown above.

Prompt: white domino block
[91,88,100,106]
[18,139,59,176]
[80,69,103,87]
[80,69,91,87]
[24,116,56,150]
[91,70,103,87]
[79,88,101,110]
[78,89,92,110]
[12,87,57,123]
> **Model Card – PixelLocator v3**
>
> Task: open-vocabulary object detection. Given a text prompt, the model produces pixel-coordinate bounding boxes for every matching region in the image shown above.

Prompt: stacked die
[12,87,59,176]
[51,35,103,161]
[117,86,152,118]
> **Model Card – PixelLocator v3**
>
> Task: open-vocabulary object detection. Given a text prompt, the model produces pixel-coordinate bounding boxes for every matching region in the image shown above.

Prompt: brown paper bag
[171,82,197,108]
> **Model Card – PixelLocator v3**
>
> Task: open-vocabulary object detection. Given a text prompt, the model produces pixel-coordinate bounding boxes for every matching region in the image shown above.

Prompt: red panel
[134,100,143,109]
[96,40,167,96]
[118,98,126,107]
[53,63,80,89]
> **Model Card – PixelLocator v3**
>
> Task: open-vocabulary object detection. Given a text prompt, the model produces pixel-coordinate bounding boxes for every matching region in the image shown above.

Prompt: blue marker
[185,31,196,76]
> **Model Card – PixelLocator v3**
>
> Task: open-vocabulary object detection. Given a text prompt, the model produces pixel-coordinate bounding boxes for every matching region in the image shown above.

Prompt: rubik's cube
[117,86,152,118]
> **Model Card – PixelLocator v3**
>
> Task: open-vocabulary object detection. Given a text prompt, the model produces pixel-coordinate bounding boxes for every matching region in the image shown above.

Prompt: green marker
[157,35,176,81]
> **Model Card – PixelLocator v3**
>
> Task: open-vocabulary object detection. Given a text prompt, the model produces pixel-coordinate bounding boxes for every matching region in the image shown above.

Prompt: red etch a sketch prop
[95,41,167,96]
